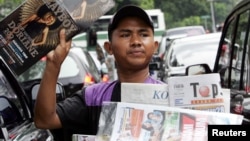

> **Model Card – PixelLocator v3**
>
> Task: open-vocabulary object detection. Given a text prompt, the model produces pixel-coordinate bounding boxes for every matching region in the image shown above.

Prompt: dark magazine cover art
[0,0,115,76]
[61,0,115,32]
[0,0,80,76]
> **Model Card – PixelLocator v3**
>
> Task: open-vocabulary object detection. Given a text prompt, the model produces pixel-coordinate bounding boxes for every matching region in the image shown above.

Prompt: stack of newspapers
[92,73,243,141]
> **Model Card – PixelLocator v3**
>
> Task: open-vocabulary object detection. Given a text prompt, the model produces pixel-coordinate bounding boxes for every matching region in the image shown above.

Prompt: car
[158,25,206,59]
[159,32,221,82]
[0,58,58,141]
[88,49,110,82]
[18,46,101,97]
[185,0,250,124]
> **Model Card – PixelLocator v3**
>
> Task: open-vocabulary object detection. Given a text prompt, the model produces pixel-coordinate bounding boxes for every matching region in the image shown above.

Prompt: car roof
[171,32,222,45]
[165,32,221,70]
[162,25,206,37]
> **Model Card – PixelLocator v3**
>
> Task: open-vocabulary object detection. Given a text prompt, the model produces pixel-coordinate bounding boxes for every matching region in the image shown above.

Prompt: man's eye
[120,33,130,37]
[140,33,149,37]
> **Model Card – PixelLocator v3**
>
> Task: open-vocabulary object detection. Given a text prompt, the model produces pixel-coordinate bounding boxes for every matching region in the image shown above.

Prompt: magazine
[96,102,118,141]
[104,102,243,141]
[72,134,96,141]
[167,73,230,113]
[121,83,169,106]
[0,0,115,75]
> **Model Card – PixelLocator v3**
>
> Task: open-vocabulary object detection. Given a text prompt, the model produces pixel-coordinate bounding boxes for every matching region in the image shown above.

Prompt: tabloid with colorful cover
[0,0,115,75]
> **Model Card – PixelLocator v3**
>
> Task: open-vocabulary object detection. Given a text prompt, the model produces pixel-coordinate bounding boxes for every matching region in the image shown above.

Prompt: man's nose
[130,34,141,47]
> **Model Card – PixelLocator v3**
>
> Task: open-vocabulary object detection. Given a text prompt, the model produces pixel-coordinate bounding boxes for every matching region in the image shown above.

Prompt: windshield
[168,39,219,69]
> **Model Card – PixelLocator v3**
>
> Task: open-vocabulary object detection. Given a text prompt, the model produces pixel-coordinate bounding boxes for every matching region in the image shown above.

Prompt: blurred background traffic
[2,0,250,140]
[0,0,242,96]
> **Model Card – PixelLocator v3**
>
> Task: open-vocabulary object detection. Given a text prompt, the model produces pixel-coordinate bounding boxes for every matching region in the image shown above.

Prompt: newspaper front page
[167,73,230,113]
[121,83,169,106]
[108,102,243,141]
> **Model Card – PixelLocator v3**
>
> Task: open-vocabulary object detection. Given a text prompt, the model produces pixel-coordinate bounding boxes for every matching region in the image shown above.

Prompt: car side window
[0,96,22,128]
[230,10,250,90]
[243,13,250,94]
[235,10,250,91]
[220,9,250,91]
[218,19,234,88]
[0,70,24,134]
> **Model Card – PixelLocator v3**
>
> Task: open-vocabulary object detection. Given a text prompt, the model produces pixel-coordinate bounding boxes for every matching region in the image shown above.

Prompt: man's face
[110,17,158,71]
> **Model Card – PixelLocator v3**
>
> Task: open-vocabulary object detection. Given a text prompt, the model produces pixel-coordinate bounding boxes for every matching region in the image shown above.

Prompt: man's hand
[46,29,72,69]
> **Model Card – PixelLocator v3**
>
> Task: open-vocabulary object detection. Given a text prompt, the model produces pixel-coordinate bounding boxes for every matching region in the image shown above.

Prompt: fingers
[59,28,72,52]
[59,28,66,47]
[46,29,72,63]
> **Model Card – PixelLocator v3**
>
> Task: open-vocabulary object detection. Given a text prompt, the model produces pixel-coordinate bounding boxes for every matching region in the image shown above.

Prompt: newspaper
[104,102,243,141]
[120,74,230,113]
[167,73,230,113]
[121,83,169,106]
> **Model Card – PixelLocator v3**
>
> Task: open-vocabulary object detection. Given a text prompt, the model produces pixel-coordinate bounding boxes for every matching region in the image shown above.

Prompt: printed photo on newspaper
[108,102,243,141]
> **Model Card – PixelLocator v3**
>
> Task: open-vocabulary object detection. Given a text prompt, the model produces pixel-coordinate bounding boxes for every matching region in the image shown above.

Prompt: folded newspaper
[168,73,230,113]
[121,83,169,106]
[121,73,230,113]
[96,102,243,141]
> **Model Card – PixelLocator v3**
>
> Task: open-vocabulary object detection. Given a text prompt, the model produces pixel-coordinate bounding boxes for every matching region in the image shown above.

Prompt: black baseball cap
[108,5,154,41]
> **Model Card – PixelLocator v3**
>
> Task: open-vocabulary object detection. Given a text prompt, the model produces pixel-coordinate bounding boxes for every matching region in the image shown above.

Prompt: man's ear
[154,41,159,53]
[104,41,113,55]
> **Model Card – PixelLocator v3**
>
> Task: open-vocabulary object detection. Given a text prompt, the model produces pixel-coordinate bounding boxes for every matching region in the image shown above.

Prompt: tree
[0,0,24,20]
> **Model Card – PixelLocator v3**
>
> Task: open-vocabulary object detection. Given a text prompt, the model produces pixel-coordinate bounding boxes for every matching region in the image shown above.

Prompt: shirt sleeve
[56,88,102,135]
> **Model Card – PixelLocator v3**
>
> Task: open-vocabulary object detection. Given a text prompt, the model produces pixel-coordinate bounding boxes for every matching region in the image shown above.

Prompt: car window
[0,70,24,132]
[79,50,100,79]
[168,40,218,67]
[59,56,80,78]
[233,10,250,90]
[218,18,235,88]
[18,55,82,81]
[218,9,250,91]
[17,58,46,82]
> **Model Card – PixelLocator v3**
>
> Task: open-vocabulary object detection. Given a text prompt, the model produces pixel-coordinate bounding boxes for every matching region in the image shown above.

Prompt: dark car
[18,46,101,97]
[0,58,55,141]
[185,0,250,124]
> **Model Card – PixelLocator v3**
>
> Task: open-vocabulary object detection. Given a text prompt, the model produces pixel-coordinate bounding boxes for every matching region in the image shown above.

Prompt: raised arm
[34,29,72,129]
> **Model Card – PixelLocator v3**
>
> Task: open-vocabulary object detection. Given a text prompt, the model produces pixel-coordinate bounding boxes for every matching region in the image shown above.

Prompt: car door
[213,0,250,124]
[0,58,53,140]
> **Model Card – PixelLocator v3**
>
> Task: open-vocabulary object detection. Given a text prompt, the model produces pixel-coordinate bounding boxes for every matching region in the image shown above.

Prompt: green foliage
[1,0,241,33]
[0,0,24,20]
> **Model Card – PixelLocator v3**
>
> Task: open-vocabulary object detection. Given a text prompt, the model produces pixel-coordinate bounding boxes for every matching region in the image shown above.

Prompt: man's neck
[117,69,150,83]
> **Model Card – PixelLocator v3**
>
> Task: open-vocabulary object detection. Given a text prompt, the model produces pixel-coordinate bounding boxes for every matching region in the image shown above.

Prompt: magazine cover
[61,0,115,32]
[72,134,96,141]
[0,0,115,76]
[96,102,118,141]
[121,83,169,106]
[106,102,243,141]
[167,73,230,113]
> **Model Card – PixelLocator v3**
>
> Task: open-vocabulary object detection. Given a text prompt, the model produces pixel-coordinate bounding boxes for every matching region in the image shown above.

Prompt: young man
[34,5,164,140]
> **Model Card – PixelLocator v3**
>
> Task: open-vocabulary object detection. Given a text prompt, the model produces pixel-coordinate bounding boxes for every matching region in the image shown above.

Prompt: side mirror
[185,64,212,75]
